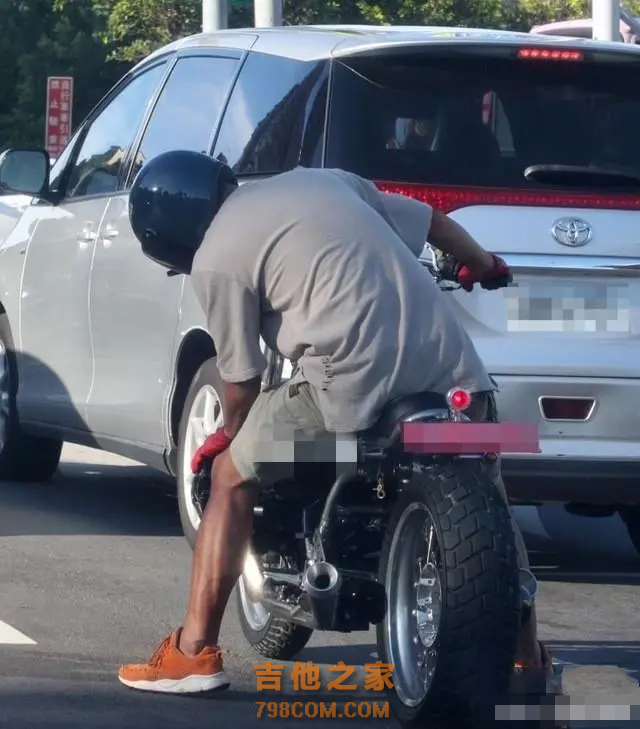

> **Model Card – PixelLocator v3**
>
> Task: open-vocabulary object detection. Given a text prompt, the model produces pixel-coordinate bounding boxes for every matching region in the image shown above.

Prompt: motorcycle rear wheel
[377,462,520,728]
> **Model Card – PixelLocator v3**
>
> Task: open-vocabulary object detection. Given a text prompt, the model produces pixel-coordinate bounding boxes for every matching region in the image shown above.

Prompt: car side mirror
[0,148,50,197]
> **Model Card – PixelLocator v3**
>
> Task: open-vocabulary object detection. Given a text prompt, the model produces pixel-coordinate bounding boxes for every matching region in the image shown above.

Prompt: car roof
[134,23,640,70]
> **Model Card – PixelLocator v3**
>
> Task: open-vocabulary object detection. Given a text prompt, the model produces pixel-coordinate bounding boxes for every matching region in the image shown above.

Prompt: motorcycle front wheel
[377,461,520,728]
[236,550,313,660]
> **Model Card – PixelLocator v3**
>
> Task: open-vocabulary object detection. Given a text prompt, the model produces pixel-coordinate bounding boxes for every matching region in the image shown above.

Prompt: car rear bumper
[493,374,640,505]
[502,455,640,505]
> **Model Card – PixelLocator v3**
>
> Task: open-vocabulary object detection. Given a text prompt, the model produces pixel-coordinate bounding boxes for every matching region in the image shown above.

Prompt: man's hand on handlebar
[426,248,513,292]
[425,211,513,291]
[455,254,513,292]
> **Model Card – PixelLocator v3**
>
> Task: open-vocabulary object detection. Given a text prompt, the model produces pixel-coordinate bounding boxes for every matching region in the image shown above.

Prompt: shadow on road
[297,643,378,665]
[0,681,396,729]
[0,348,182,538]
[0,460,181,538]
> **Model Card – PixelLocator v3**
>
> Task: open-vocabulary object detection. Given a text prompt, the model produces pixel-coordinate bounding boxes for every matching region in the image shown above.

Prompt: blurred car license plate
[506,281,631,333]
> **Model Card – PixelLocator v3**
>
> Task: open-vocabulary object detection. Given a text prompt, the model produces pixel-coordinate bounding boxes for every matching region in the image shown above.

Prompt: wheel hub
[415,560,442,648]
[384,503,443,708]
[181,385,223,531]
[191,464,211,518]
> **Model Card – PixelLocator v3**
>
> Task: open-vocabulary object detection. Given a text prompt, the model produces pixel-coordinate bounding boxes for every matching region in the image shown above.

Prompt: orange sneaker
[118,629,230,694]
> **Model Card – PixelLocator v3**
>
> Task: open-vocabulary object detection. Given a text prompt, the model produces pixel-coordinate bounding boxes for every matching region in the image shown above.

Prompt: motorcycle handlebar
[421,246,516,290]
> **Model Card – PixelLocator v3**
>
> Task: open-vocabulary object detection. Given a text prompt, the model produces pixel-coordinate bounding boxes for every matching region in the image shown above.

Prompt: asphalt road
[0,445,638,728]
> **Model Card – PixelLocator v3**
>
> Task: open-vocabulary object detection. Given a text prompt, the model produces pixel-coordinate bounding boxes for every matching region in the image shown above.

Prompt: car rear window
[325,50,640,189]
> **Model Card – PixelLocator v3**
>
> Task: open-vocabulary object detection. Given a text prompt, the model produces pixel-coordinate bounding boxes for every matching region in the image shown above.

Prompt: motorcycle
[193,248,536,728]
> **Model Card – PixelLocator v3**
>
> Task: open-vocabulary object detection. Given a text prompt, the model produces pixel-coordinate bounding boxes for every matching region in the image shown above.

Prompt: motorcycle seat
[360,391,448,441]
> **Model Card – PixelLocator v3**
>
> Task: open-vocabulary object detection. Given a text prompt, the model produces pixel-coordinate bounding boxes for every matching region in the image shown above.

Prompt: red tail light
[539,397,595,421]
[447,388,472,412]
[375,182,640,214]
[517,48,584,62]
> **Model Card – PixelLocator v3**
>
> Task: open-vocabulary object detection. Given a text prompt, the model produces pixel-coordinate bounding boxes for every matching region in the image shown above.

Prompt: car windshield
[325,50,640,189]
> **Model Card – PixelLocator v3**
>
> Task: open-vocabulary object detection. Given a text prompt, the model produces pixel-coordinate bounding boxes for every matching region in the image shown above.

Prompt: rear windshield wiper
[524,164,640,189]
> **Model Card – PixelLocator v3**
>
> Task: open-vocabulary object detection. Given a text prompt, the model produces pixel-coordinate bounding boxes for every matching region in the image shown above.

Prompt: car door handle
[102,223,119,240]
[77,224,97,243]
[101,223,119,248]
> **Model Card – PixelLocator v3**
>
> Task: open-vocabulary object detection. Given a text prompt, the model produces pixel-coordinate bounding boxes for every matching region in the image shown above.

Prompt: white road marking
[0,620,36,645]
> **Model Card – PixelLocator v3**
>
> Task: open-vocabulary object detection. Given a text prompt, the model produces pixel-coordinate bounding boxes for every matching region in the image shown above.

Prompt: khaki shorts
[229,380,359,486]
[229,382,529,570]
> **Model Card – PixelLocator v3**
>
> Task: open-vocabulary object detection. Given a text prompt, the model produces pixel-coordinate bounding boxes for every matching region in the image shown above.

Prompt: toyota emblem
[551,217,592,247]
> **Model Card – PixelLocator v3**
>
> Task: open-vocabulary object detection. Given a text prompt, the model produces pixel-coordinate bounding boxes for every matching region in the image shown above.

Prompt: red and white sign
[45,76,74,158]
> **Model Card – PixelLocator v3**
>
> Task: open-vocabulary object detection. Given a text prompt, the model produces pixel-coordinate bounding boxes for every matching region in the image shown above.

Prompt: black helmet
[129,150,237,275]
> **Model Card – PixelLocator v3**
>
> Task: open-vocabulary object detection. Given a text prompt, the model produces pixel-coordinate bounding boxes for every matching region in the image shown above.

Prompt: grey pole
[592,0,620,41]
[203,0,228,31]
[254,0,283,27]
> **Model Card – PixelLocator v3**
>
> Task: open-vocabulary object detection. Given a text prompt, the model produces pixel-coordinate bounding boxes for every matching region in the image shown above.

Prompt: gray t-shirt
[190,167,494,432]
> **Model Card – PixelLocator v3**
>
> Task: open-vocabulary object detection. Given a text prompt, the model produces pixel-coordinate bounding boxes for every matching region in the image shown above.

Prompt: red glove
[190,427,232,473]
[456,254,512,292]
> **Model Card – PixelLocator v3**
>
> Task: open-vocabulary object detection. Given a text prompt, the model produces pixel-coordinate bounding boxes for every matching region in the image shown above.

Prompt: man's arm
[222,378,262,439]
[377,186,495,275]
[426,209,494,274]
[332,170,495,272]
[191,268,267,439]
[363,174,494,272]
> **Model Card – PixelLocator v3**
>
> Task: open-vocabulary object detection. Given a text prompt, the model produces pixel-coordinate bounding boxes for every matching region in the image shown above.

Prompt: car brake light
[447,388,472,411]
[518,48,583,62]
[375,182,640,214]
[539,397,595,421]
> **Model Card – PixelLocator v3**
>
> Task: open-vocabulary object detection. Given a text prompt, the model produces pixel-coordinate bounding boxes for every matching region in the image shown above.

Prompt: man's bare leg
[179,449,255,656]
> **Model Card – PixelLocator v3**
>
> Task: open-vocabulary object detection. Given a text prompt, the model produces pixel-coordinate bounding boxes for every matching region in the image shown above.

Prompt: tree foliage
[1,0,639,150]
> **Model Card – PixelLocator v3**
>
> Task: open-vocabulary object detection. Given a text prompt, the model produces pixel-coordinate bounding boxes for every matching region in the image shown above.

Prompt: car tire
[176,357,226,548]
[0,315,63,482]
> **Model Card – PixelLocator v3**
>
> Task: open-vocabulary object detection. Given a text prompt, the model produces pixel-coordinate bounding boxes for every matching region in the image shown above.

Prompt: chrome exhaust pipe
[260,596,316,630]
[302,561,342,630]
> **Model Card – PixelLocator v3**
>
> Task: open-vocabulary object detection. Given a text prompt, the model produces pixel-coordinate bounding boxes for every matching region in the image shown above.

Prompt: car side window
[128,55,240,184]
[49,129,82,194]
[64,63,167,200]
[213,53,325,175]
[300,77,327,168]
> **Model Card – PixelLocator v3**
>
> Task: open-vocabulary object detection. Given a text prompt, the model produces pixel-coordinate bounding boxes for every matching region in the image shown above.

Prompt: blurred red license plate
[401,422,539,454]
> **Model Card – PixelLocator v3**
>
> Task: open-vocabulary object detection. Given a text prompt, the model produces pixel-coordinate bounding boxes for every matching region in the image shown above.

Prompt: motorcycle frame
[238,254,534,647]
[250,345,463,634]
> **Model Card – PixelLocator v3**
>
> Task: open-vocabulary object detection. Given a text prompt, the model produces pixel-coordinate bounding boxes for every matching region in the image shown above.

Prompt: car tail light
[375,182,640,214]
[446,387,472,411]
[517,48,584,62]
[539,397,595,421]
